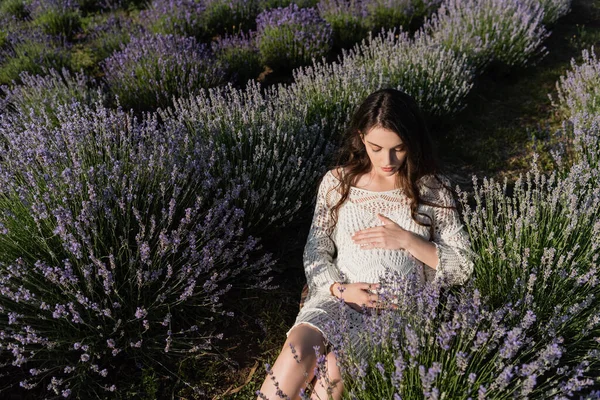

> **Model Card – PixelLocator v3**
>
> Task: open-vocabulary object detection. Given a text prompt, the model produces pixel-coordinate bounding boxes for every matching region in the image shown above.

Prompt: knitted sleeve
[427,178,475,287]
[303,170,346,295]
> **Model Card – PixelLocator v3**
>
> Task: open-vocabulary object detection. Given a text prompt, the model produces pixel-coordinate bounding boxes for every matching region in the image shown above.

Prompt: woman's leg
[257,324,328,400]
[310,351,343,400]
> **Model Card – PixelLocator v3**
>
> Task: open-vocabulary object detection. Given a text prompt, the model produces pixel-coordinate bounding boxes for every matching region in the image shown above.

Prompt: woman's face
[360,126,407,177]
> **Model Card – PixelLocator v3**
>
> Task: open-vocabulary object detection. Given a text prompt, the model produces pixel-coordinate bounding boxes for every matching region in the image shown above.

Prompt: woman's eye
[372,148,381,152]
[395,148,405,152]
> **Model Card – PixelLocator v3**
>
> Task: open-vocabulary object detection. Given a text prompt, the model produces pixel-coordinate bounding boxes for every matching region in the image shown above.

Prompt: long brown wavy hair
[326,88,457,240]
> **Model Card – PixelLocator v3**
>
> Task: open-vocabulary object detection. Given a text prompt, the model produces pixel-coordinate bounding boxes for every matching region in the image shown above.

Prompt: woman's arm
[303,171,347,295]
[425,180,475,286]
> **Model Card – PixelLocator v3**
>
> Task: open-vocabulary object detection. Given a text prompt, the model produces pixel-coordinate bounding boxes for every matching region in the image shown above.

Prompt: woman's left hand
[352,214,414,250]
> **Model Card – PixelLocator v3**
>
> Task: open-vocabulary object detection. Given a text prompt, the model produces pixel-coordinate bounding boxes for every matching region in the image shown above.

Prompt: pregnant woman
[257,88,475,400]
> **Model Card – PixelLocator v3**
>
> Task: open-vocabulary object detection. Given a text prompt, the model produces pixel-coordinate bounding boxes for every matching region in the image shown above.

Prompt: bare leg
[310,351,344,400]
[257,324,328,400]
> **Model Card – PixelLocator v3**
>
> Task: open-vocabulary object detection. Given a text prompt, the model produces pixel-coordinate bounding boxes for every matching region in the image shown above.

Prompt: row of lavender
[1,0,569,112]
[0,0,442,95]
[0,0,580,398]
[309,46,600,399]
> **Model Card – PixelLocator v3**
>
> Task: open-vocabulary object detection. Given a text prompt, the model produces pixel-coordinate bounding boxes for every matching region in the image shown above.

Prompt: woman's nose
[384,151,396,165]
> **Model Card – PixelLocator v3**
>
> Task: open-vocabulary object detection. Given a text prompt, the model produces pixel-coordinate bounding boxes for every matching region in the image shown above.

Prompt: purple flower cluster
[27,0,80,17]
[160,80,332,233]
[316,0,370,47]
[0,100,275,397]
[202,0,261,38]
[102,32,227,111]
[87,12,141,61]
[139,0,207,38]
[362,0,414,32]
[211,30,263,84]
[552,46,600,119]
[538,0,571,25]
[0,67,106,125]
[0,24,71,85]
[27,0,83,41]
[421,0,550,70]
[316,260,597,398]
[256,4,333,71]
[278,25,474,148]
[0,0,30,20]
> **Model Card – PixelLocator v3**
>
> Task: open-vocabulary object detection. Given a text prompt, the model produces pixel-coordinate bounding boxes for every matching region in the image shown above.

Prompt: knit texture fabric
[286,169,475,361]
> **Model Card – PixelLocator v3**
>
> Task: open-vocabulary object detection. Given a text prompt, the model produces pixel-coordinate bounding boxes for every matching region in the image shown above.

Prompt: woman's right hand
[331,282,397,313]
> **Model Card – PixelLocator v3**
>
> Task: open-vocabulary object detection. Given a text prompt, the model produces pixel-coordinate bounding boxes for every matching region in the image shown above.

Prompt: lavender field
[0,0,599,398]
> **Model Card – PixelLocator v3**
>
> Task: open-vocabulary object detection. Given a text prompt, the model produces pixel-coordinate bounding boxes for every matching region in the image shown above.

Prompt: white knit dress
[286,169,475,361]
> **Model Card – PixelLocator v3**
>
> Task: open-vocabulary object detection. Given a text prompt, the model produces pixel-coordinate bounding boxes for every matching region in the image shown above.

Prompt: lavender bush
[211,30,263,85]
[160,81,333,233]
[256,4,332,71]
[411,0,443,17]
[316,264,598,399]
[87,12,139,65]
[422,0,549,71]
[0,26,72,85]
[29,0,82,41]
[456,159,600,395]
[276,26,473,146]
[343,28,475,116]
[0,0,30,20]
[536,0,571,25]
[102,33,227,111]
[551,46,600,119]
[139,0,207,39]
[142,0,258,41]
[363,0,413,33]
[560,112,600,173]
[316,0,370,49]
[0,101,275,398]
[0,67,106,126]
[202,0,260,39]
[259,0,319,10]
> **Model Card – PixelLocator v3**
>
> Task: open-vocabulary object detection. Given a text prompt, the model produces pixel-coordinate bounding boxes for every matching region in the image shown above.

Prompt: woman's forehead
[363,126,403,146]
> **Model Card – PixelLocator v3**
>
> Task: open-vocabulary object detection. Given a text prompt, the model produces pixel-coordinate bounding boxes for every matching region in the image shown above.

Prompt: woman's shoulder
[328,167,344,181]
[417,174,454,205]
[320,167,344,188]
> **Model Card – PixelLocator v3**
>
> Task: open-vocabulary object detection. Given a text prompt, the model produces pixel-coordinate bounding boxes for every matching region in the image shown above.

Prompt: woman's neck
[353,168,398,191]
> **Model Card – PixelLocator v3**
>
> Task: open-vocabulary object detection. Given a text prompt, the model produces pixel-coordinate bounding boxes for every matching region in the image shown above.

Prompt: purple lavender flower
[256,4,332,71]
[28,0,82,41]
[211,30,262,84]
[421,0,549,70]
[317,0,369,47]
[0,100,275,397]
[139,0,206,38]
[102,33,227,111]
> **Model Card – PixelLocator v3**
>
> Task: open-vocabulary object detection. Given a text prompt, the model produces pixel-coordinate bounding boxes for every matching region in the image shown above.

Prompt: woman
[256,88,474,400]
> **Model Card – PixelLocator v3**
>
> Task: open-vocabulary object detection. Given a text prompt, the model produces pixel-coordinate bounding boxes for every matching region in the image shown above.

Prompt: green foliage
[364,0,413,33]
[213,38,262,85]
[34,7,82,40]
[0,0,30,19]
[202,0,260,39]
[0,39,72,85]
[258,0,318,9]
[1,67,106,127]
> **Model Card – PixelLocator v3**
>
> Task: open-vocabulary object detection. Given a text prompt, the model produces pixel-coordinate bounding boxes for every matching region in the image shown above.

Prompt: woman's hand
[331,282,398,313]
[351,214,415,251]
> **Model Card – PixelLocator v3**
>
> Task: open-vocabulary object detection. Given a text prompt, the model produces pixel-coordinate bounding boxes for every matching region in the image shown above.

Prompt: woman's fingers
[363,282,381,290]
[352,232,384,243]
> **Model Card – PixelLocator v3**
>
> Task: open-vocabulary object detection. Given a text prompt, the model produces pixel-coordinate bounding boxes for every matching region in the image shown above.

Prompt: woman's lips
[381,167,395,172]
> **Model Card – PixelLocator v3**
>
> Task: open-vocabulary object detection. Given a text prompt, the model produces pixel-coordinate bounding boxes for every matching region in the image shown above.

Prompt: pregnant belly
[337,252,418,283]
